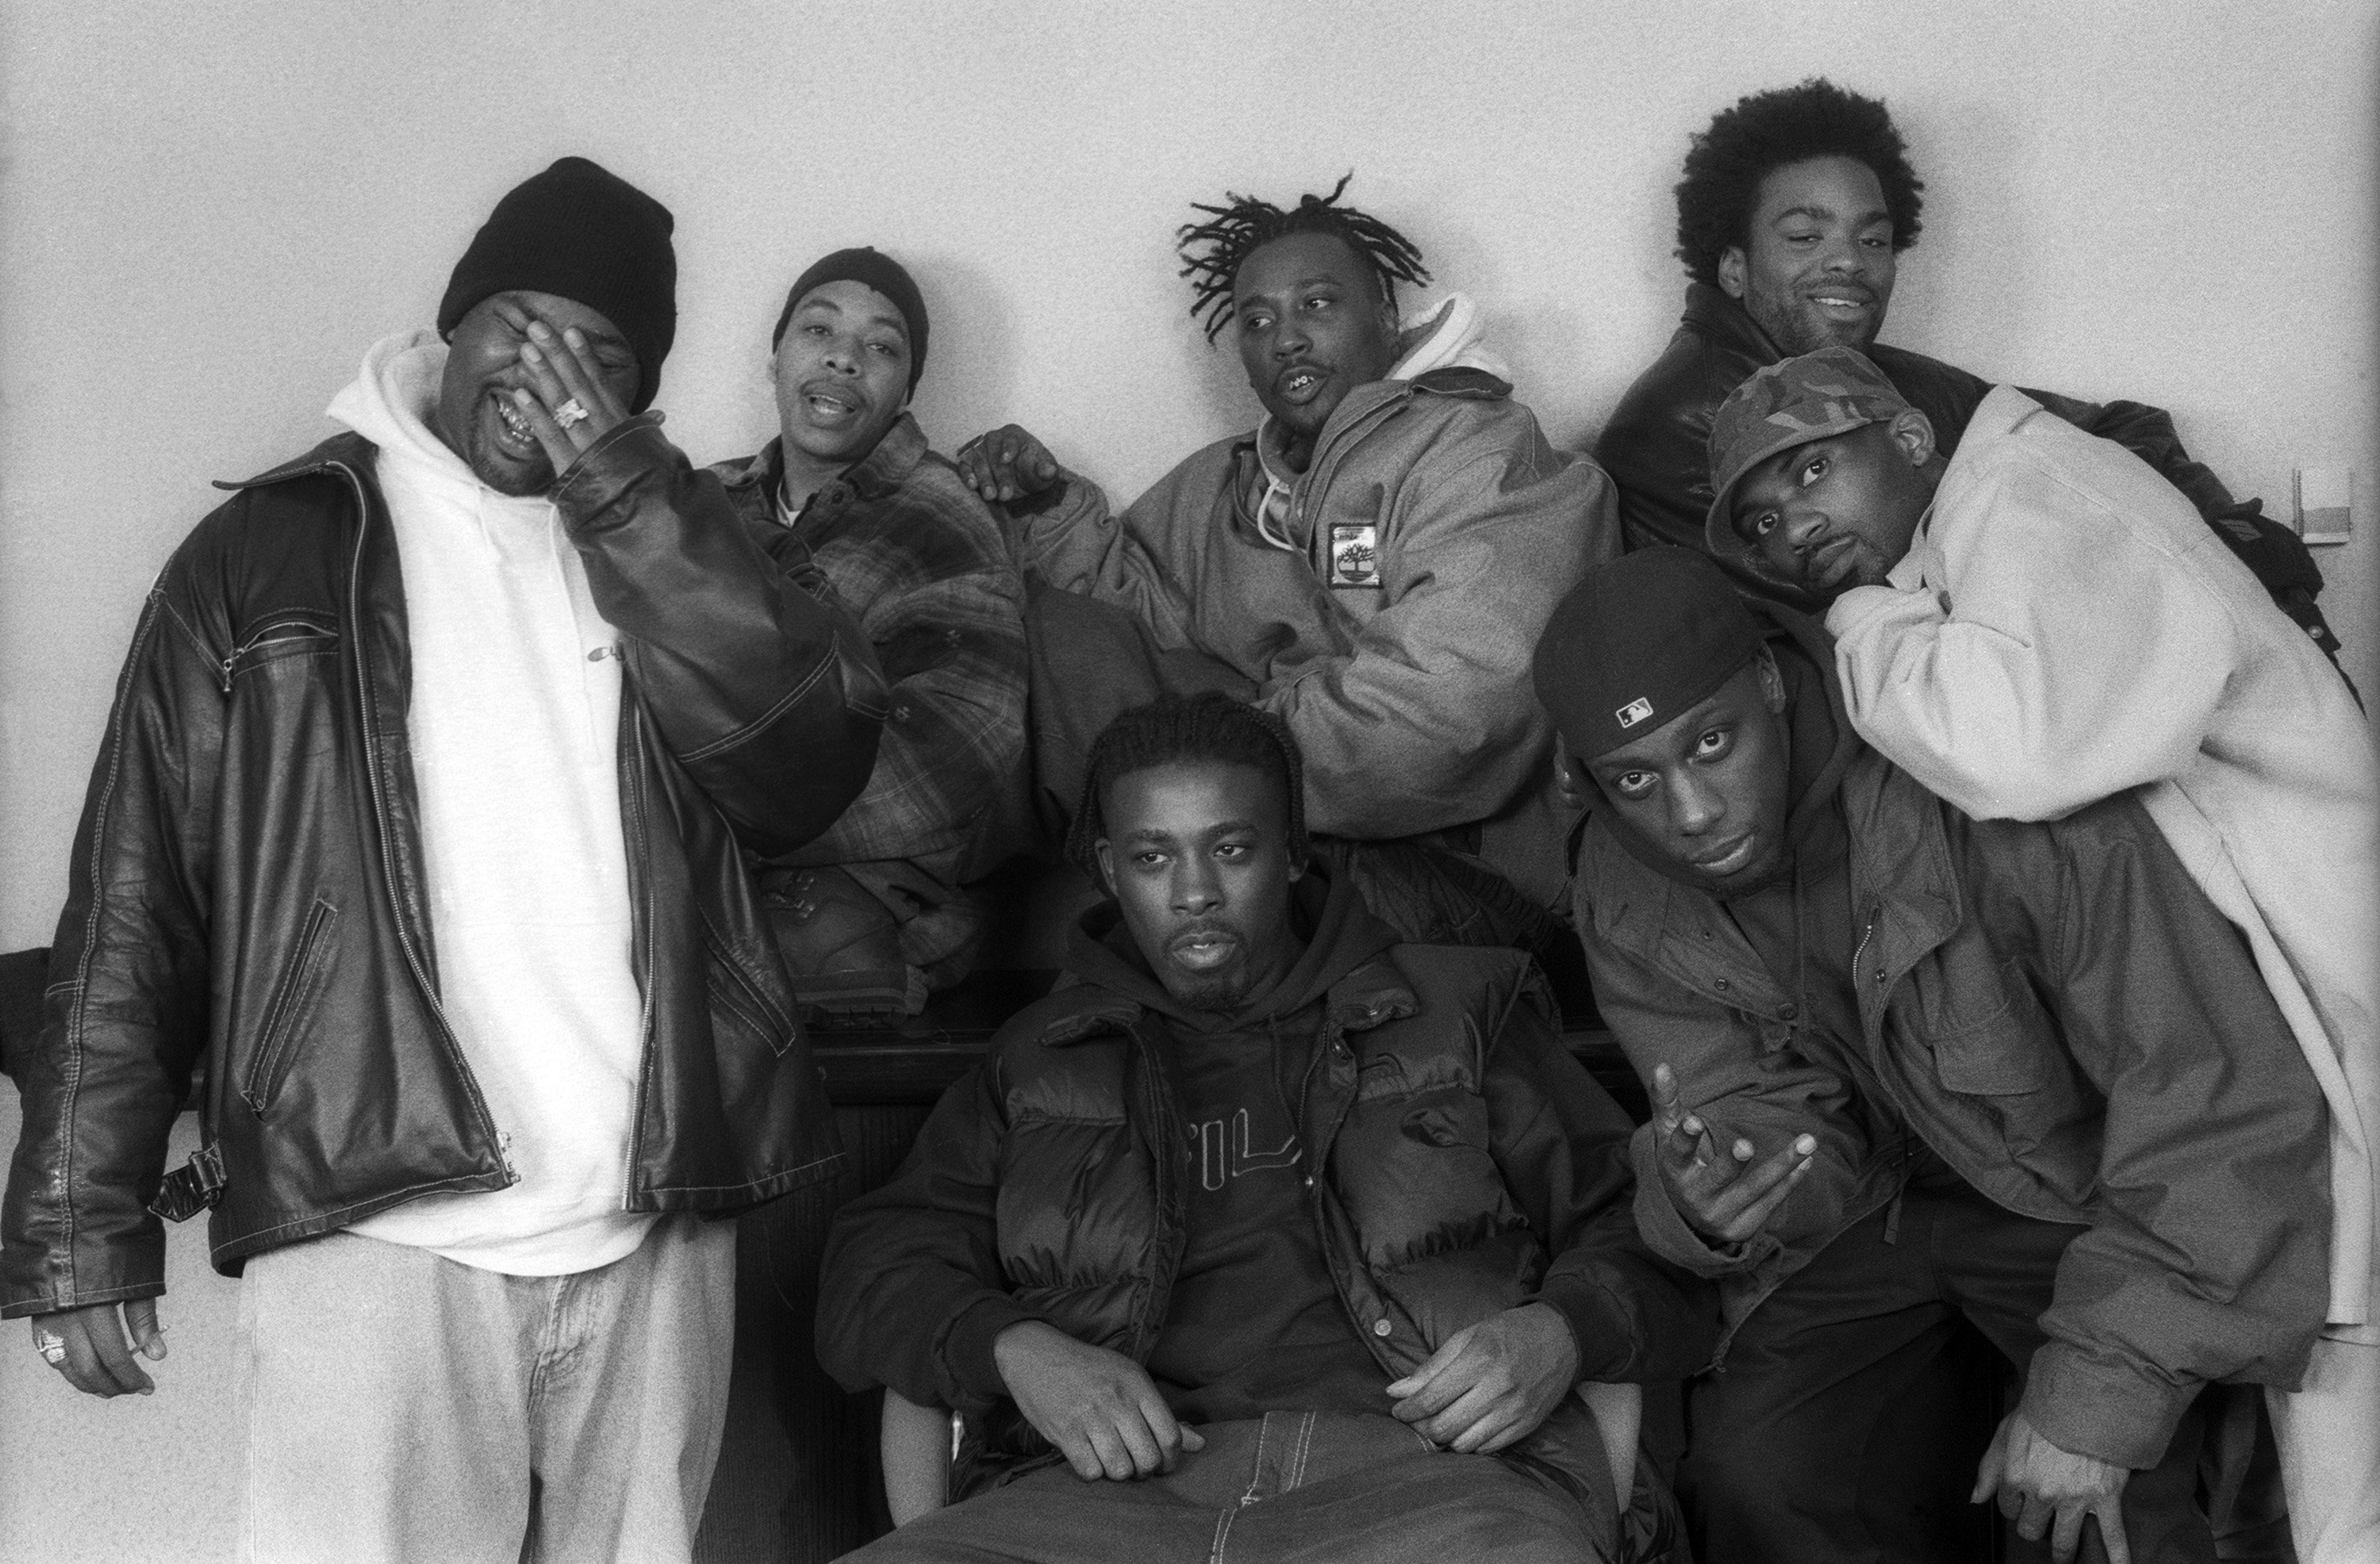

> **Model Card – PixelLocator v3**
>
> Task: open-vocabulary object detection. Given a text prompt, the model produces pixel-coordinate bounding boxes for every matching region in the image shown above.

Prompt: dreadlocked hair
[1176,173,1430,343]
[1065,692,1308,882]
[1674,78,1925,289]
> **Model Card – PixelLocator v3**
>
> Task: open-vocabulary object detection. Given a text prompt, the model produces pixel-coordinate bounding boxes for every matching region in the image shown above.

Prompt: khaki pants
[2268,1335,2380,1562]
[232,1217,736,1564]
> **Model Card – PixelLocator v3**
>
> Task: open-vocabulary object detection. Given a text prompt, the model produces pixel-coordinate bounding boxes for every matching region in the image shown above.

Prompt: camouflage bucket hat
[1704,347,1910,555]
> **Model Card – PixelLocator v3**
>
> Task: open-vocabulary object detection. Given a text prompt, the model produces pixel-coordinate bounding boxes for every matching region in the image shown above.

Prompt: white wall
[1,1,2372,1556]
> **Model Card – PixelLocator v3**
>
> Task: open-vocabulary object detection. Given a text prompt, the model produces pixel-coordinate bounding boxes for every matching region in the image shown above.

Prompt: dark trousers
[1684,1172,2225,1564]
[836,1409,1613,1564]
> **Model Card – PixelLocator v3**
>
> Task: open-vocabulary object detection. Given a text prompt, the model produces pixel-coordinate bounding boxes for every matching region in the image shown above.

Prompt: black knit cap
[1532,547,1768,764]
[770,247,930,394]
[436,157,678,414]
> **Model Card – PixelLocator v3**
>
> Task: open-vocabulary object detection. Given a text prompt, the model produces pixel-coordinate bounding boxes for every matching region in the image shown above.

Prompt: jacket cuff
[2018,1342,2194,1470]
[942,1293,1042,1405]
[1530,1275,1630,1383]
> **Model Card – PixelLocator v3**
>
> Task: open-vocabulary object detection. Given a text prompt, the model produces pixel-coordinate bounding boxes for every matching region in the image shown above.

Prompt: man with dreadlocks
[955,178,1612,941]
[1594,78,2344,665]
[816,693,1712,1563]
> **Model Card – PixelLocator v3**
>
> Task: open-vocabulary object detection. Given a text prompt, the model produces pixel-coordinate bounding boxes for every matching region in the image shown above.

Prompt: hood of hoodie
[1596,601,1865,889]
[327,328,541,504]
[1066,867,1399,1035]
[1247,292,1510,539]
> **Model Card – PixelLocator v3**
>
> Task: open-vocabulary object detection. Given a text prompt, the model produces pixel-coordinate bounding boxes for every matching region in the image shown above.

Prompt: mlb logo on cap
[1616,697,1655,729]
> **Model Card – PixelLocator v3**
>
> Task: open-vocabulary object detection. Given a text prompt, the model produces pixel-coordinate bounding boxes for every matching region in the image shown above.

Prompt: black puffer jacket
[2,416,886,1314]
[1595,283,2340,662]
[816,874,1714,1502]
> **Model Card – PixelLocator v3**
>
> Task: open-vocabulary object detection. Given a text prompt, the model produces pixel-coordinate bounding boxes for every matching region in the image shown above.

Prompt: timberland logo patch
[1616,696,1655,729]
[1329,523,1381,588]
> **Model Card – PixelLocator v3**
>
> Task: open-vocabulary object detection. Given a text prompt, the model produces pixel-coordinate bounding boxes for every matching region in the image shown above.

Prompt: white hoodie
[330,330,654,1276]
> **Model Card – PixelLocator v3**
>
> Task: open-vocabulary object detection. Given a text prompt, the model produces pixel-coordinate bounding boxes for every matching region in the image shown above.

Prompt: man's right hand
[1651,1062,1814,1246]
[992,1320,1205,1481]
[955,425,1062,504]
[32,1298,167,1398]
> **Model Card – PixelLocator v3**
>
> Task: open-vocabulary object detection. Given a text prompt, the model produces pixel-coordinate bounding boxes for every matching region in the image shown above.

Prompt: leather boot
[759,865,921,1028]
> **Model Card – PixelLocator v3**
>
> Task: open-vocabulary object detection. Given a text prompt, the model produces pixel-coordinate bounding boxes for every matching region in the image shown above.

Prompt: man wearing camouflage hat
[1534,545,2330,1562]
[1707,346,2380,1559]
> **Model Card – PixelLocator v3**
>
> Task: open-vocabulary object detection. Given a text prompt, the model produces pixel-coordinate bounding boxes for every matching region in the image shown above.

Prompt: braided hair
[1066,693,1307,881]
[1176,174,1430,343]
[1673,78,1925,288]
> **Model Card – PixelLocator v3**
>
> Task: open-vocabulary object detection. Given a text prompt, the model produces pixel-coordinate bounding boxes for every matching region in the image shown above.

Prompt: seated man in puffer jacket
[1535,547,2332,1564]
[1595,77,2341,665]
[953,177,1615,950]
[816,693,1713,1564]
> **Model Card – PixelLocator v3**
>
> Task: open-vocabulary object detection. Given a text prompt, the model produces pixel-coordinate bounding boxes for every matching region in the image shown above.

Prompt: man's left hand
[1971,1408,2132,1564]
[510,319,633,474]
[1384,1301,1580,1454]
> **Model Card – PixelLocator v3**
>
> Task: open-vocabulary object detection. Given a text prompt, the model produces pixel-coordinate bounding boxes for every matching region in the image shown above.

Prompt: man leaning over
[1537,547,2330,1562]
[1595,76,2341,661]
[2,158,885,1562]
[1706,346,2380,1561]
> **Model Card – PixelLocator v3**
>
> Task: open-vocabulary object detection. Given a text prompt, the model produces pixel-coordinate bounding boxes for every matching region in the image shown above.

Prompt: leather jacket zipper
[620,707,660,1207]
[216,614,335,692]
[240,896,339,1113]
[333,461,512,1179]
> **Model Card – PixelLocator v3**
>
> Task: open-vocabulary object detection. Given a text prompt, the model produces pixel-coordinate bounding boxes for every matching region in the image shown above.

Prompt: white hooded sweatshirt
[330,329,654,1275]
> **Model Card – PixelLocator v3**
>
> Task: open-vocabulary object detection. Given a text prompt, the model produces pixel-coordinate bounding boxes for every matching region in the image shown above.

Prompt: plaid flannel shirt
[713,415,1027,884]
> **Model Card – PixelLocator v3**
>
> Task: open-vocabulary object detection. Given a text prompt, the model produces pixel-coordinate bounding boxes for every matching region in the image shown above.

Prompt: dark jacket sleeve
[814,1058,1033,1415]
[551,417,889,858]
[2006,800,2332,1468]
[2,558,224,1317]
[1484,972,1718,1383]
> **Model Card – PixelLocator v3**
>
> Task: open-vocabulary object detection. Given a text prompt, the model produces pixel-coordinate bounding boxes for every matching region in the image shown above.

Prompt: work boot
[759,866,921,1029]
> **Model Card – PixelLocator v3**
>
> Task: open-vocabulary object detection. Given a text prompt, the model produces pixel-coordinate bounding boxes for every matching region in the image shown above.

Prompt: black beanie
[437,157,678,414]
[1531,548,1767,764]
[770,247,930,394]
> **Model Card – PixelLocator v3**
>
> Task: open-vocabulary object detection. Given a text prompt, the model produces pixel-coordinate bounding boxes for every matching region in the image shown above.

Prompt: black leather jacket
[1595,283,2341,663]
[2,416,887,1315]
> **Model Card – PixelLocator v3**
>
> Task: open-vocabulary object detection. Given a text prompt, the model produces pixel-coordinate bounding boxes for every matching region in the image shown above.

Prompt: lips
[797,378,866,425]
[1273,362,1328,405]
[1688,834,1760,876]
[486,388,540,458]
[1169,923,1243,972]
[1806,535,1863,591]
[1804,286,1876,317]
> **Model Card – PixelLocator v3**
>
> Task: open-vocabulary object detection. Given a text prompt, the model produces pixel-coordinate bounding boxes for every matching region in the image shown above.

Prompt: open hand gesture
[955,425,1061,504]
[1651,1062,1814,1245]
[508,317,635,475]
[1972,1409,2132,1563]
[993,1321,1206,1482]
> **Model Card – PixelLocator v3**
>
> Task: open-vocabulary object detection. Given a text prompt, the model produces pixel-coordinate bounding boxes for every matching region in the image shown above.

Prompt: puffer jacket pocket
[241,895,340,1114]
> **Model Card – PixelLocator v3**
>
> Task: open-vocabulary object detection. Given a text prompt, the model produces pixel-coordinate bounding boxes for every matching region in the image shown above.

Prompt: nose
[1782,501,1830,555]
[820,335,860,374]
[1818,232,1867,276]
[1173,855,1224,914]
[1668,769,1726,839]
[1270,316,1311,358]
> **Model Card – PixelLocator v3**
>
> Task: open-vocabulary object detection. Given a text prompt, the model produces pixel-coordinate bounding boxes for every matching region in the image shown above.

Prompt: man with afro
[1594,79,2341,662]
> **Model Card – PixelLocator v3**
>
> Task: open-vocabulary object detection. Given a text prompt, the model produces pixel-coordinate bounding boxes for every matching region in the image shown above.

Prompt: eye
[1694,726,1733,760]
[1240,309,1274,333]
[1749,512,1779,539]
[1304,293,1334,311]
[1611,770,1657,800]
[869,339,900,358]
[1800,454,1829,485]
[1214,841,1250,860]
[1132,849,1169,868]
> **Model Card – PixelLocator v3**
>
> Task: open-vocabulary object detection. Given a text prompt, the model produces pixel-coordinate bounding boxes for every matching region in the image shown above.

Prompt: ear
[1092,838,1119,897]
[1754,649,1788,715]
[1887,408,1937,469]
[1717,247,1749,301]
